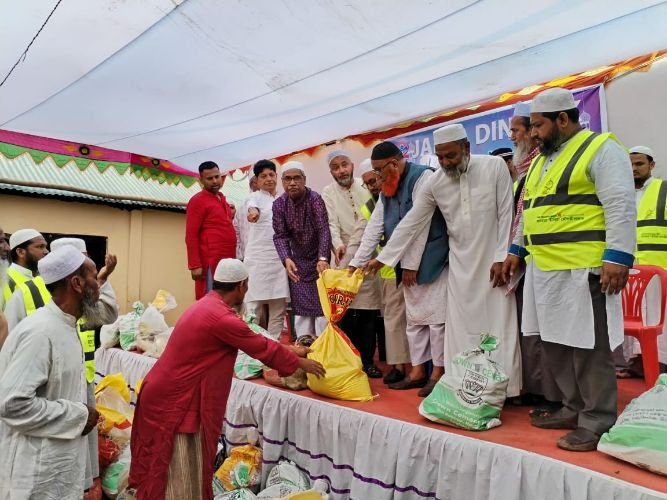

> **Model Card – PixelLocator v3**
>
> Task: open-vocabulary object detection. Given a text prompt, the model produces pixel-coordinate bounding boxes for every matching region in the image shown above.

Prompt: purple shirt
[272,188,332,316]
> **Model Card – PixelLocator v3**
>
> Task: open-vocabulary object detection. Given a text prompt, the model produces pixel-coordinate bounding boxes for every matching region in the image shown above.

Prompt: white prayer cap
[326,149,351,166]
[530,88,576,113]
[433,124,468,145]
[51,237,87,254]
[358,158,373,176]
[214,258,249,283]
[629,146,655,159]
[9,228,42,250]
[282,160,305,175]
[513,102,531,118]
[38,245,86,285]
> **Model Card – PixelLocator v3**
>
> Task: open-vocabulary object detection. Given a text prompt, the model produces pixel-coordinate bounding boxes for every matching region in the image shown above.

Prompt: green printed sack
[419,335,508,431]
[598,374,667,475]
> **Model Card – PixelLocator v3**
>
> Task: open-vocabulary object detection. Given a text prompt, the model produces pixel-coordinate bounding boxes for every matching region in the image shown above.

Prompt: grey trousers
[541,274,617,435]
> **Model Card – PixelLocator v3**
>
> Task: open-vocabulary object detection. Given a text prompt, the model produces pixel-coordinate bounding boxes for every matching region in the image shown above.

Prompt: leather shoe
[388,376,428,390]
[364,365,383,379]
[383,368,405,385]
[557,428,601,452]
[531,409,577,430]
[417,379,438,398]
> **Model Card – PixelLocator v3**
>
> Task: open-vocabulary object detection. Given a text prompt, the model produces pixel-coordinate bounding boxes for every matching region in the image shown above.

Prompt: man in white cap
[352,142,448,396]
[186,161,237,300]
[322,150,383,377]
[365,128,521,399]
[243,160,289,340]
[5,237,118,331]
[618,146,665,374]
[0,246,101,499]
[273,161,332,338]
[129,258,325,500]
[1,228,48,312]
[509,101,562,412]
[503,87,635,451]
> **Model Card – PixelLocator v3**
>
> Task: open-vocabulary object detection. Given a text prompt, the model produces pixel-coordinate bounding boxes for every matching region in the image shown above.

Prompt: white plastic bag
[118,302,145,351]
[266,461,310,491]
[598,374,667,475]
[101,318,121,349]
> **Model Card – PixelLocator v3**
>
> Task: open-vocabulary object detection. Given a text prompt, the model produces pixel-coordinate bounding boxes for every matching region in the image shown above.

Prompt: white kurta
[377,156,521,396]
[515,138,635,351]
[0,301,89,500]
[5,279,118,332]
[244,190,290,302]
[351,170,447,325]
[323,179,382,310]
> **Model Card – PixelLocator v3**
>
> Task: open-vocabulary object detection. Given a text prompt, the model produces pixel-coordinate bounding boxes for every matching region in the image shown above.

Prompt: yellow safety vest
[360,198,396,280]
[523,130,618,271]
[636,178,667,269]
[2,267,31,309]
[19,279,96,383]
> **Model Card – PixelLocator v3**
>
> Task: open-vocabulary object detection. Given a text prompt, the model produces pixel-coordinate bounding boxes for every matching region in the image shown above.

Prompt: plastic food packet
[419,334,508,431]
[98,435,121,474]
[598,374,667,475]
[150,289,177,313]
[102,446,131,499]
[96,373,133,443]
[306,269,373,401]
[266,460,310,490]
[215,430,262,492]
[118,302,145,351]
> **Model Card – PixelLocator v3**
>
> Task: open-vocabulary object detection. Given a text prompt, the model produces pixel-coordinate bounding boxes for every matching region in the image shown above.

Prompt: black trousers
[339,308,379,367]
[541,274,617,435]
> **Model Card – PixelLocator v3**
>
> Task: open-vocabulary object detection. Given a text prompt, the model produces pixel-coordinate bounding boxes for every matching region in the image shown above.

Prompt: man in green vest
[616,146,665,376]
[1,228,48,317]
[503,87,636,451]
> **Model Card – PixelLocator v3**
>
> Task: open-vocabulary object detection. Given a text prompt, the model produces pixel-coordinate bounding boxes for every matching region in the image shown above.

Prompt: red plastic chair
[621,265,667,388]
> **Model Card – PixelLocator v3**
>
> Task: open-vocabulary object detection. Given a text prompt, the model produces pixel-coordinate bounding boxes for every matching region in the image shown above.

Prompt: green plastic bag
[419,334,508,431]
[119,302,145,350]
[598,374,667,475]
[234,314,275,380]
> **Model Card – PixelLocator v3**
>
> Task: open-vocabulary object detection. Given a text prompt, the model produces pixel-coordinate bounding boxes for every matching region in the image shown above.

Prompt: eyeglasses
[282,175,305,183]
[372,160,395,176]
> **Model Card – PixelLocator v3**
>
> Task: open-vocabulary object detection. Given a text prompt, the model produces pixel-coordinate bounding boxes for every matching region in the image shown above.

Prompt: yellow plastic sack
[306,269,374,402]
[95,373,132,435]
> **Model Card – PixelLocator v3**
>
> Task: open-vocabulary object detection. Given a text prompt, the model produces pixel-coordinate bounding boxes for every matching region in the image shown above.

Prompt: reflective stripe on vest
[522,130,615,271]
[3,268,30,307]
[636,178,667,268]
[20,277,51,316]
[360,197,396,280]
[77,319,96,384]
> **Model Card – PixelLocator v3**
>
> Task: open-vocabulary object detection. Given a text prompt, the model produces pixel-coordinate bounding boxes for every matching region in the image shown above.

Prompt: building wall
[0,194,194,323]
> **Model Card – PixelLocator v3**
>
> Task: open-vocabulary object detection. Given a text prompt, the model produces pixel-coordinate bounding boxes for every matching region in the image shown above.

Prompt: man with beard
[5,238,117,331]
[1,229,48,313]
[244,160,289,339]
[273,161,332,338]
[503,88,635,451]
[186,161,237,299]
[323,150,383,377]
[350,159,411,385]
[365,128,521,399]
[129,259,325,500]
[351,142,448,397]
[508,102,562,412]
[0,245,101,499]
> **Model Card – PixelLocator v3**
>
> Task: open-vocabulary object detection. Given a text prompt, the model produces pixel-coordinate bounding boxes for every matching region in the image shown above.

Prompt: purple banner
[390,85,606,161]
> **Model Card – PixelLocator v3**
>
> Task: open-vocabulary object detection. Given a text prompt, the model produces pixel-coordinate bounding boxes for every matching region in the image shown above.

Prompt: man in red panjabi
[185,161,237,299]
[128,259,325,500]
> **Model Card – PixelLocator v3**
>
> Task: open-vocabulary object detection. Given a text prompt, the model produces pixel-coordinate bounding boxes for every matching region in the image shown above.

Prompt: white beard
[443,153,470,179]
[513,141,531,166]
[0,259,8,290]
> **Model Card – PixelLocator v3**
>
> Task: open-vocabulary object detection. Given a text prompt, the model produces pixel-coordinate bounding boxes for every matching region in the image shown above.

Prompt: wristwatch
[318,257,329,262]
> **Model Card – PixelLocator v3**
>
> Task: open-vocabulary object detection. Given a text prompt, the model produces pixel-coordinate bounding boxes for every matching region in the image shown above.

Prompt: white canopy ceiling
[2,0,667,171]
